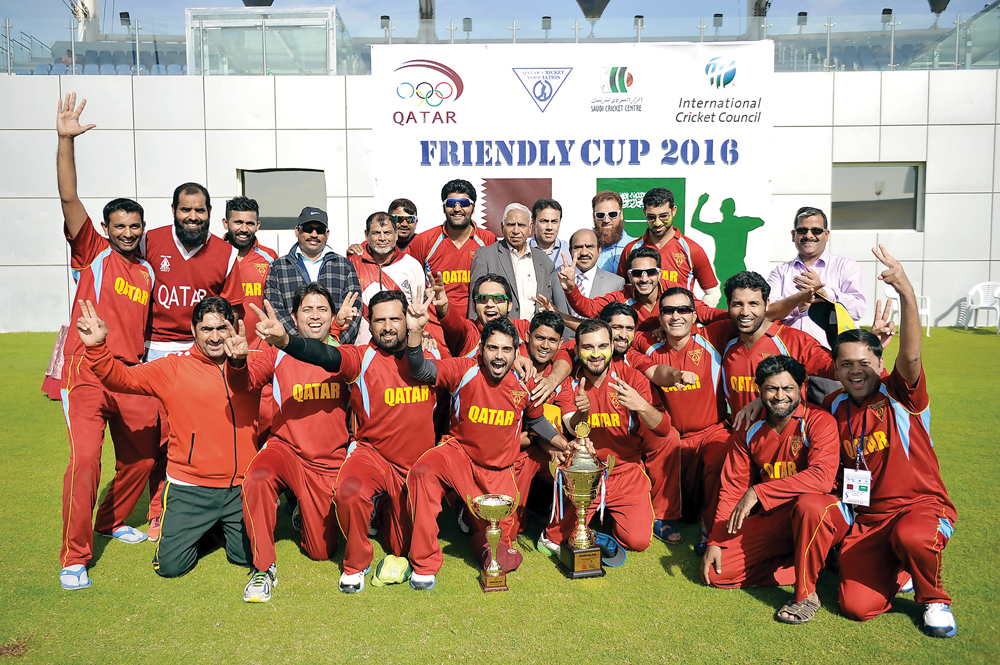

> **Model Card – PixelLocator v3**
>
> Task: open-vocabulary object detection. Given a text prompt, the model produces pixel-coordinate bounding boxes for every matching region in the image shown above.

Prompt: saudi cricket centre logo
[706,57,736,88]
[601,66,633,94]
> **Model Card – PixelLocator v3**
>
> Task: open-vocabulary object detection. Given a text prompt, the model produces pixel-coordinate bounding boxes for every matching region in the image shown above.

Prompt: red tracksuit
[617,228,719,292]
[825,367,957,620]
[407,358,542,575]
[328,343,438,575]
[241,345,351,572]
[546,359,676,551]
[708,404,850,602]
[440,306,531,358]
[60,219,160,568]
[407,223,497,319]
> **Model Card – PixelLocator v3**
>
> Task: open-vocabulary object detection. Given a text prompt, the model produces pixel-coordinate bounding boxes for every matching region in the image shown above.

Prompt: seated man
[702,355,850,624]
[825,246,958,638]
[250,290,440,594]
[240,283,352,602]
[78,296,262,578]
[405,309,571,590]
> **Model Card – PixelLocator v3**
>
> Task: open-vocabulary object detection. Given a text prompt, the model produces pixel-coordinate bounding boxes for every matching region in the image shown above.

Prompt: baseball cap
[594,531,627,567]
[370,554,413,586]
[297,206,329,229]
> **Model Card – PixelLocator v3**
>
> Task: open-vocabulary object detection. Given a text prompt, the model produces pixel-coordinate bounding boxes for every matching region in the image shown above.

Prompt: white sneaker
[409,572,436,590]
[59,564,91,590]
[339,571,365,594]
[537,533,561,556]
[923,603,957,638]
[244,563,277,603]
[456,505,471,535]
[899,574,914,593]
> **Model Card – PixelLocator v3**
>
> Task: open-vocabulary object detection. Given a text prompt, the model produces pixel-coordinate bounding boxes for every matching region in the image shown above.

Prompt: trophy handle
[605,454,615,475]
[511,491,521,513]
[548,458,559,479]
[464,494,477,520]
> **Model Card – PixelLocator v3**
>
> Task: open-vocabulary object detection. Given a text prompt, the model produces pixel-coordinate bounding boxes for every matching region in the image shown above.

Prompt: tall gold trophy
[467,493,519,592]
[552,422,615,579]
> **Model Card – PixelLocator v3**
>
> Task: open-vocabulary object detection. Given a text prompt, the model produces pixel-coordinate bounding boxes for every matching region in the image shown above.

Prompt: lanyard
[846,401,870,471]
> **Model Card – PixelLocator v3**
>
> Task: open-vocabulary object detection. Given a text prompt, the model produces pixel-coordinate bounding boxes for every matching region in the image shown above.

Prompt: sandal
[652,519,683,545]
[775,596,821,624]
[694,530,710,556]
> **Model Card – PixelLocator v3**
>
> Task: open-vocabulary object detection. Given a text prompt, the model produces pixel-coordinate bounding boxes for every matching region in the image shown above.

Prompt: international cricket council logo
[706,57,736,89]
[601,66,633,94]
[687,348,703,366]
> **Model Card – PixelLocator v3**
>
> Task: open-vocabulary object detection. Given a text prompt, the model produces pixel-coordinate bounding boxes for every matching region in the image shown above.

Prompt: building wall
[0,70,997,332]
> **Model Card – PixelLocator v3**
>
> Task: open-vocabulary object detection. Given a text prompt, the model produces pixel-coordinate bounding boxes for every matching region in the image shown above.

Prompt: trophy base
[558,543,605,579]
[479,570,509,592]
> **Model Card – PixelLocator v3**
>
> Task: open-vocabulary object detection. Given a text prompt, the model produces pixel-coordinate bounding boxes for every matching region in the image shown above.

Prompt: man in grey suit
[468,202,568,320]
[567,228,625,317]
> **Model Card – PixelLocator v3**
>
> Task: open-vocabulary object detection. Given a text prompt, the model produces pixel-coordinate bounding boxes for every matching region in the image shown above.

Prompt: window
[831,163,924,231]
[240,169,327,229]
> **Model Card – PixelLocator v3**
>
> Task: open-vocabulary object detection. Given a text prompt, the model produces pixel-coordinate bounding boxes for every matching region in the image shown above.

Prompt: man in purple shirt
[766,206,867,350]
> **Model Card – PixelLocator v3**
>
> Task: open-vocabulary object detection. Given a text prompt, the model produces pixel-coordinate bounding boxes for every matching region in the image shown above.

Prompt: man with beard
[389,198,419,251]
[240,284,351,603]
[55,94,160,589]
[824,247,957,638]
[407,179,497,319]
[405,312,571,590]
[250,290,438,594]
[702,355,849,625]
[618,188,721,306]
[592,190,632,275]
[223,196,277,352]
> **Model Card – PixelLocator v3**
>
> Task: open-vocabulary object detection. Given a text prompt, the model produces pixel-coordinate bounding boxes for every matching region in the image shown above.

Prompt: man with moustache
[528,198,570,270]
[592,190,632,275]
[567,228,624,315]
[251,290,439,594]
[223,196,277,352]
[407,179,497,319]
[388,198,419,251]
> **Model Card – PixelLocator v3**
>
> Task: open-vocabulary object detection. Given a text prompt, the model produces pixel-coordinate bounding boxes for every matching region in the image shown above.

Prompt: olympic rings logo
[396,81,455,107]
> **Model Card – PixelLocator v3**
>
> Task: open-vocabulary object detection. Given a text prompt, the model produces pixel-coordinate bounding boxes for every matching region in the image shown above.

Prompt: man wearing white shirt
[528,198,569,270]
[766,206,867,349]
[568,228,625,317]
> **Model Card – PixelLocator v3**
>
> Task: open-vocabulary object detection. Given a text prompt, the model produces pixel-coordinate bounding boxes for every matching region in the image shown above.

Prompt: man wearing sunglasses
[407,179,497,319]
[432,272,532,358]
[618,188,721,307]
[388,198,419,251]
[592,190,633,275]
[766,207,868,349]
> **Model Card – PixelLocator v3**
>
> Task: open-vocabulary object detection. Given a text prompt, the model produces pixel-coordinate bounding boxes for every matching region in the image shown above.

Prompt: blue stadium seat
[112,50,125,60]
[150,64,166,75]
[167,64,182,75]
[15,68,32,75]
[136,64,148,75]
[50,63,67,75]
[100,63,116,75]
[182,64,187,74]
[115,64,132,75]
[35,63,51,75]
[83,63,99,75]
[85,49,98,60]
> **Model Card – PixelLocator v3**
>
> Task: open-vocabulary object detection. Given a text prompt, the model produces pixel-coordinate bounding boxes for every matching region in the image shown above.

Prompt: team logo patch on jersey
[687,348,703,365]
[254,263,268,278]
[790,436,803,456]
[159,256,171,272]
[609,393,621,409]
[470,250,477,259]
[140,271,150,285]
[870,399,887,422]
[760,352,775,360]
[509,390,528,408]
[672,252,687,268]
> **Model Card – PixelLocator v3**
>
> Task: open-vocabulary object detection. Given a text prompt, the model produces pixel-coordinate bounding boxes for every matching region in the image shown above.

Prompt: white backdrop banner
[372,41,775,289]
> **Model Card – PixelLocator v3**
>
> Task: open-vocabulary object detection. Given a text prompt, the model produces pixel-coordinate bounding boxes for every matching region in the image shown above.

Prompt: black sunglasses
[794,227,826,237]
[659,305,695,315]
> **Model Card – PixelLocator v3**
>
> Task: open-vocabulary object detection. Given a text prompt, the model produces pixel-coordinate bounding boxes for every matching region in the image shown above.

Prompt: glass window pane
[831,164,920,230]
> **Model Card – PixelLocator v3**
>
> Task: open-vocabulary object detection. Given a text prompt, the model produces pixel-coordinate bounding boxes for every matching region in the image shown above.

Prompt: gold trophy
[467,493,519,592]
[551,422,615,579]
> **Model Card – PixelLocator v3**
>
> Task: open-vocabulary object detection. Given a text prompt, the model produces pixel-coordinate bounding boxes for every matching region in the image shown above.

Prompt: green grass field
[1,329,998,664]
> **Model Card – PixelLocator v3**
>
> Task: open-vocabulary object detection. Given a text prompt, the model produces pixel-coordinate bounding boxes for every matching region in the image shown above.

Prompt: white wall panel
[922,193,992,262]
[0,198,67,266]
[347,129,374,197]
[59,76,134,130]
[770,127,832,195]
[205,130,277,199]
[134,131,208,199]
[134,198,176,231]
[771,72,833,127]
[992,194,1000,261]
[832,126,880,162]
[0,76,60,129]
[928,70,996,125]
[74,130,137,200]
[879,126,926,162]
[833,72,881,126]
[346,197,374,248]
[276,129,347,197]
[345,75,374,129]
[880,71,928,126]
[828,230,878,264]
[325,197,351,254]
[205,77,276,130]
[925,125,994,194]
[0,266,71,332]
[133,76,205,130]
[275,76,346,129]
[923,260,990,327]
[875,230,924,262]
[0,131,58,198]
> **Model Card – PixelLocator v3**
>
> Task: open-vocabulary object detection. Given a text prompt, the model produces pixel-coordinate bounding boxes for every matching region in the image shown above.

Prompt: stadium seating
[885,283,932,337]
[167,64,183,75]
[50,63,67,75]
[34,63,51,75]
[150,64,167,75]
[83,63,99,75]
[14,68,31,75]
[115,64,132,75]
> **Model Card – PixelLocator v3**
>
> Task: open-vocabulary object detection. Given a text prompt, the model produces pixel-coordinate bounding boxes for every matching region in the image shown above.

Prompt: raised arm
[56,94,97,238]
[874,245,921,386]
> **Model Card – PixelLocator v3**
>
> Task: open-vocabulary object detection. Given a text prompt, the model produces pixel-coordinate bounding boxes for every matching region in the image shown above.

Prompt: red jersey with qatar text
[234,242,277,350]
[633,325,732,435]
[141,226,241,343]
[434,357,543,469]
[715,319,834,416]
[63,218,154,366]
[440,305,531,358]
[824,366,957,523]
[335,342,439,471]
[565,280,725,331]
[407,223,496,318]
[618,229,719,291]
[710,403,841,545]
[255,345,351,474]
[554,358,673,466]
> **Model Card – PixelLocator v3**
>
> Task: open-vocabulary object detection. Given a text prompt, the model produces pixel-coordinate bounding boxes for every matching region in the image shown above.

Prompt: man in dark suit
[468,203,568,320]
[568,228,625,314]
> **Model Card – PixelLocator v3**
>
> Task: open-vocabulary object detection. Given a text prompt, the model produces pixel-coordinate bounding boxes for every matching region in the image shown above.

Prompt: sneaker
[899,574,914,594]
[291,504,302,532]
[456,505,471,535]
[536,533,561,557]
[923,603,957,638]
[147,517,161,542]
[59,564,91,590]
[410,573,436,590]
[244,563,277,603]
[339,571,365,594]
[98,525,148,544]
[368,494,383,537]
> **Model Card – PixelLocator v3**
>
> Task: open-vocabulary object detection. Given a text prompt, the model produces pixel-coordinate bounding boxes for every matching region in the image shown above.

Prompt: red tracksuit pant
[60,360,160,567]
[708,493,851,602]
[545,462,655,552]
[679,422,732,529]
[511,443,552,535]
[640,429,683,522]
[333,443,413,575]
[241,438,344,572]
[838,503,954,620]
[407,439,519,576]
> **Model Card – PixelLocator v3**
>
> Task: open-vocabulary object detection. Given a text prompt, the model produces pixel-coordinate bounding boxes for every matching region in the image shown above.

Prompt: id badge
[842,468,872,507]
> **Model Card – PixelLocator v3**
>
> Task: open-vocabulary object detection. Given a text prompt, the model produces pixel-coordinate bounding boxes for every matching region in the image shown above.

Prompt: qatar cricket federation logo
[509,390,528,408]
[687,347,703,366]
[140,270,150,285]
[601,66,633,94]
[512,67,573,113]
[159,256,171,272]
[790,437,803,457]
[609,393,621,410]
[254,263,268,278]
[706,57,736,89]
[672,252,688,269]
[870,400,887,422]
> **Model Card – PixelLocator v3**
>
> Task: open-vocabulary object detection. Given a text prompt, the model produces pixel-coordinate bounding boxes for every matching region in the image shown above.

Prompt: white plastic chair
[884,284,931,337]
[963,281,1000,334]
